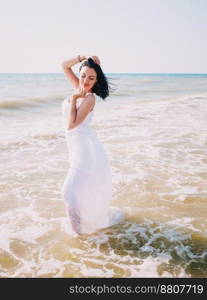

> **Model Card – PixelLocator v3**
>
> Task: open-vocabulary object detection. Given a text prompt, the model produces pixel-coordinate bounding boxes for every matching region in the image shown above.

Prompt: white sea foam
[1,73,207,277]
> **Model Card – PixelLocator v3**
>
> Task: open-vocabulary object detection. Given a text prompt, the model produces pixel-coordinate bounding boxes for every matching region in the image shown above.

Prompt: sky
[0,0,207,73]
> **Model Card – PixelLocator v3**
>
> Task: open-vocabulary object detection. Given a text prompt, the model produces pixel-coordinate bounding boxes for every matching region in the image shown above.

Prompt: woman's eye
[81,75,94,80]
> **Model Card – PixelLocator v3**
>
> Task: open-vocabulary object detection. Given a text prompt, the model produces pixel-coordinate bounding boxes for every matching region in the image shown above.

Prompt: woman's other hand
[86,55,101,65]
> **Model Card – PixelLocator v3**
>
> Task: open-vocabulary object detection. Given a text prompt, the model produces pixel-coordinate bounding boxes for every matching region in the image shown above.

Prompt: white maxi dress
[61,92,124,235]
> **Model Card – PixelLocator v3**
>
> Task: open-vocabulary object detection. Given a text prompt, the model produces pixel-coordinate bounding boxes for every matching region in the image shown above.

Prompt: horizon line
[0,72,207,75]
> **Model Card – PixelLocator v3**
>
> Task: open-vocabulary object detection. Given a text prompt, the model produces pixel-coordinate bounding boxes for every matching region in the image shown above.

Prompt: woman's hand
[71,85,88,100]
[85,55,101,65]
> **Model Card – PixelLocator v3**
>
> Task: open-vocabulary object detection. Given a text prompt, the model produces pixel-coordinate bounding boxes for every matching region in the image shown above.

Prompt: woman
[61,55,124,236]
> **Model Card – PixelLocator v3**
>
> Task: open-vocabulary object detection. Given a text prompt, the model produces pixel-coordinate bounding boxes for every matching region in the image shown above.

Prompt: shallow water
[0,73,207,277]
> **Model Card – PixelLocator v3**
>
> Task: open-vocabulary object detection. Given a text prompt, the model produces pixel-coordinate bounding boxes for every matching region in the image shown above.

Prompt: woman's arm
[68,94,95,130]
[67,86,95,130]
[62,55,87,69]
[68,95,78,128]
[62,55,87,89]
[67,85,88,128]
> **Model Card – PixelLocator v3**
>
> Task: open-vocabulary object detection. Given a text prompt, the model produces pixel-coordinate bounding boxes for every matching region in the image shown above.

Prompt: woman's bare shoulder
[85,93,96,111]
[86,92,96,99]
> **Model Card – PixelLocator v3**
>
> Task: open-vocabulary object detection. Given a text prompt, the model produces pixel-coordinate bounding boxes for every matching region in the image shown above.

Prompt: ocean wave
[0,95,64,110]
[1,216,206,277]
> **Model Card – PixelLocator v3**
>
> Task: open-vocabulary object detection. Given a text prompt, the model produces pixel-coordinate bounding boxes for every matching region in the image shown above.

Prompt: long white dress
[60,92,124,235]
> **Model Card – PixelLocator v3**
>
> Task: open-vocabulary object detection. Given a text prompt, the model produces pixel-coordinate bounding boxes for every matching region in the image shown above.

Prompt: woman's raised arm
[61,55,87,89]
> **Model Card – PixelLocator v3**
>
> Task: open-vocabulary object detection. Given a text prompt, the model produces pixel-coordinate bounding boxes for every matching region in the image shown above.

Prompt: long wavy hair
[79,58,114,101]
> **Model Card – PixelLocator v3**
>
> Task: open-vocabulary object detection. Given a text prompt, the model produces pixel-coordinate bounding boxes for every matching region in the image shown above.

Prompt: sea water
[0,73,207,277]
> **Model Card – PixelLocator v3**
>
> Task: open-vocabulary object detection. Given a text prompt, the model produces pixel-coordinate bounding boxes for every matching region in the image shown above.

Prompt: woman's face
[79,66,97,92]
